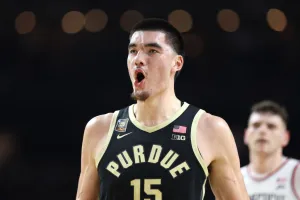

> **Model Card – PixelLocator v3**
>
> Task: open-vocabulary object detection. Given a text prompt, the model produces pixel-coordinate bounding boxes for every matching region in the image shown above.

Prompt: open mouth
[135,70,146,83]
[136,72,145,82]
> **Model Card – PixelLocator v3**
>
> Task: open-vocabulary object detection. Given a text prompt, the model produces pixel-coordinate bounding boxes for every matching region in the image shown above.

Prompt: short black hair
[251,100,288,126]
[129,18,185,79]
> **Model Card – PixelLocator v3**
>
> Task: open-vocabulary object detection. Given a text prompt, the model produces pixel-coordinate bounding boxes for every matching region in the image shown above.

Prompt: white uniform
[241,157,300,200]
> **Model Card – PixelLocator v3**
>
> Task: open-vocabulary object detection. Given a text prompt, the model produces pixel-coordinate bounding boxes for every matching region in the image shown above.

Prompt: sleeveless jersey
[241,157,300,200]
[95,102,208,200]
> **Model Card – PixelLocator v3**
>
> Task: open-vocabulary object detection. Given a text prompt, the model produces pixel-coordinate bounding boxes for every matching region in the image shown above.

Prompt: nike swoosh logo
[117,132,133,139]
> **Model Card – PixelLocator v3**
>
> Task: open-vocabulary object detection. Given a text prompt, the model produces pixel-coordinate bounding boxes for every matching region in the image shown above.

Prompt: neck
[134,88,181,127]
[249,149,285,174]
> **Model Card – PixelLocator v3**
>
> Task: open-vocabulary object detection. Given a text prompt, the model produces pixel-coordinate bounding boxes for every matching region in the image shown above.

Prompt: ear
[172,55,184,74]
[244,128,249,145]
[282,130,290,147]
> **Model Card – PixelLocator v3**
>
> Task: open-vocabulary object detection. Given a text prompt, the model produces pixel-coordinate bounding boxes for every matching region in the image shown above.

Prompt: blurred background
[0,0,299,199]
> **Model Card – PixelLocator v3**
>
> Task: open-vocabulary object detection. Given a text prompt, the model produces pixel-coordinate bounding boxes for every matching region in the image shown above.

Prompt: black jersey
[96,102,208,200]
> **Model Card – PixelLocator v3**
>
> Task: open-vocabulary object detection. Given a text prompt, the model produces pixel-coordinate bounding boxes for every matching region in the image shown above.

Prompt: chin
[130,90,150,101]
[254,147,273,155]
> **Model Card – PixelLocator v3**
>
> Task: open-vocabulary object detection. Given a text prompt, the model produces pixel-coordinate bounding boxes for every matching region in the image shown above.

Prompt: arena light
[267,8,287,32]
[120,10,144,32]
[217,9,240,32]
[15,11,36,34]
[168,10,193,33]
[85,9,108,32]
[61,11,85,34]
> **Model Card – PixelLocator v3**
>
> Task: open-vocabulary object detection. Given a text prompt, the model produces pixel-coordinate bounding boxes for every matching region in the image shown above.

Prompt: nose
[257,125,268,136]
[134,51,146,67]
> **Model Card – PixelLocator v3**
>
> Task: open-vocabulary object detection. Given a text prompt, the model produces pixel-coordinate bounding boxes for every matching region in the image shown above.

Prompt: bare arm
[292,162,300,199]
[204,115,249,200]
[76,114,113,200]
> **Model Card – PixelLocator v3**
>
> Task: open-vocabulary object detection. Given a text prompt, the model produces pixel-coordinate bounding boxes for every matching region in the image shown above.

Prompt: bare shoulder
[196,112,249,199]
[81,112,115,156]
[196,112,236,165]
[197,112,232,141]
[84,113,114,139]
[291,159,300,199]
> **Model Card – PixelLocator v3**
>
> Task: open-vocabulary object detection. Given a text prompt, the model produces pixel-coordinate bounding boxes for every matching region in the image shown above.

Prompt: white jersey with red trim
[241,157,300,200]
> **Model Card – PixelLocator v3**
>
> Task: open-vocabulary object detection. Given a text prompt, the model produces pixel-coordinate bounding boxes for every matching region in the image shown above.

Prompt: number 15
[130,179,162,200]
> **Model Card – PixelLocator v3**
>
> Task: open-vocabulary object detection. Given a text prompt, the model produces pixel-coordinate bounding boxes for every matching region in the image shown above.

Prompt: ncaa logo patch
[115,118,129,132]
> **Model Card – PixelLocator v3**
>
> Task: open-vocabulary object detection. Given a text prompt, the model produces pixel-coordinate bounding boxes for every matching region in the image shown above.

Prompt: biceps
[76,165,99,200]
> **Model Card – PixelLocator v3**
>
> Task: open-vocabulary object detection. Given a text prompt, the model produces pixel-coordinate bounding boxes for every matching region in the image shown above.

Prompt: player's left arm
[292,162,300,199]
[205,115,249,200]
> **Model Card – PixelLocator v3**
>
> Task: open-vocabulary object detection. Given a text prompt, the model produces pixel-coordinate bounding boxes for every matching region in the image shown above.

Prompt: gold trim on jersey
[95,111,120,168]
[128,102,189,133]
[201,178,208,200]
[191,109,209,177]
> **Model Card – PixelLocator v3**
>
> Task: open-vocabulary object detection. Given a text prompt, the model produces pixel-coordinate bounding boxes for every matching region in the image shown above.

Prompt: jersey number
[130,179,162,200]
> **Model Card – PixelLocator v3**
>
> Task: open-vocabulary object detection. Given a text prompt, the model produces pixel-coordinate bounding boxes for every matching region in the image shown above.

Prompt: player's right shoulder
[86,113,114,129]
[83,112,115,141]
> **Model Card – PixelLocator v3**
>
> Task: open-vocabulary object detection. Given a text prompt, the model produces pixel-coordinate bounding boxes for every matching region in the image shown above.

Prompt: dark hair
[251,100,288,126]
[129,18,185,79]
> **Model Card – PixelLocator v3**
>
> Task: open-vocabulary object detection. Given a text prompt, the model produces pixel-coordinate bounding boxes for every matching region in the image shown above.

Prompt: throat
[250,154,287,175]
[133,100,183,127]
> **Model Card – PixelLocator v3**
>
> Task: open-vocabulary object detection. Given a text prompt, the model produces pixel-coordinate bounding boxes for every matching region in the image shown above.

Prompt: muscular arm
[203,115,249,200]
[76,114,113,200]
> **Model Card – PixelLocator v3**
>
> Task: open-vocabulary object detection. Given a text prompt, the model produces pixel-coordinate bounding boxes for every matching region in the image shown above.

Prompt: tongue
[134,79,145,87]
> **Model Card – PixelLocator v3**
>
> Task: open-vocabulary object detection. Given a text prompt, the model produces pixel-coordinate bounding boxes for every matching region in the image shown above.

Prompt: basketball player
[76,18,249,200]
[242,100,300,199]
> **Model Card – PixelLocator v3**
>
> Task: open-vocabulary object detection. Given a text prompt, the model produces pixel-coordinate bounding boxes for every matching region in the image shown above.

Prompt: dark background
[0,0,299,199]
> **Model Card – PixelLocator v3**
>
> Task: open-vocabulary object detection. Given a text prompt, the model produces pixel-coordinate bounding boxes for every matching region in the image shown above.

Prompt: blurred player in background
[242,100,300,199]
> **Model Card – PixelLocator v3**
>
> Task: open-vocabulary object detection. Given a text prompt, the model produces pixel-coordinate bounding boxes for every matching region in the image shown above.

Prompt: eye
[148,49,158,54]
[129,49,137,54]
[252,122,260,128]
[267,124,276,130]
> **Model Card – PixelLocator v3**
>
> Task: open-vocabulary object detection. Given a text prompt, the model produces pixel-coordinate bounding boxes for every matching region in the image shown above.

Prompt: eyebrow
[128,42,163,50]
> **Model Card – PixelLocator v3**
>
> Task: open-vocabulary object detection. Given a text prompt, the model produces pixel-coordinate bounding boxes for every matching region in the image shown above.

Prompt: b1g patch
[115,118,129,132]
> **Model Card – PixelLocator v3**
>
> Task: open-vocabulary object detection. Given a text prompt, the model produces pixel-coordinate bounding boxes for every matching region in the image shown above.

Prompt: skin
[244,112,290,174]
[76,30,249,200]
[244,112,300,197]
